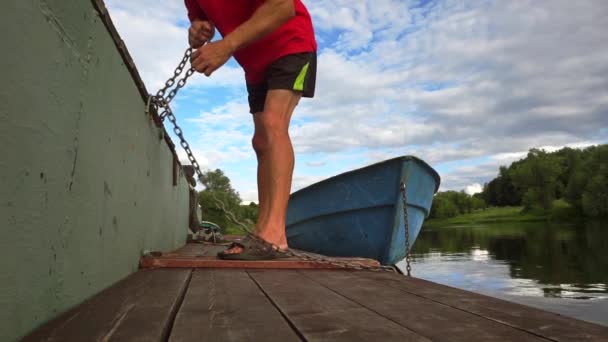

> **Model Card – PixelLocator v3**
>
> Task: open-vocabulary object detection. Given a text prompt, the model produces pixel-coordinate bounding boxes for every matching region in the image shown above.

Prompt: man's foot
[217,235,288,260]
[221,230,287,255]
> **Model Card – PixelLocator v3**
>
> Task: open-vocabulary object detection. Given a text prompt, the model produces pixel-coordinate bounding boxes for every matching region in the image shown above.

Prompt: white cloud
[296,0,608,159]
[105,3,189,90]
[464,183,483,195]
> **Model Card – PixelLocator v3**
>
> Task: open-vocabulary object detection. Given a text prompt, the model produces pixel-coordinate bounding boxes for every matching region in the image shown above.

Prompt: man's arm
[224,0,295,52]
[191,0,295,76]
[184,0,215,48]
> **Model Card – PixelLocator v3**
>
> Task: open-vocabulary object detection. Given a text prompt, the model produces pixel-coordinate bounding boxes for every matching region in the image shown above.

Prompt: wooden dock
[23,242,608,341]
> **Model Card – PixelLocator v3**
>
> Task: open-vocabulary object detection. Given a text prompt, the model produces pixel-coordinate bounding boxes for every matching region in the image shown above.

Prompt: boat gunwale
[288,156,441,199]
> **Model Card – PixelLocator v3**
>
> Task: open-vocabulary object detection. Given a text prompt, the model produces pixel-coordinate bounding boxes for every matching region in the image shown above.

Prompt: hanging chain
[147,48,395,272]
[152,48,196,116]
[400,182,412,276]
[147,48,254,236]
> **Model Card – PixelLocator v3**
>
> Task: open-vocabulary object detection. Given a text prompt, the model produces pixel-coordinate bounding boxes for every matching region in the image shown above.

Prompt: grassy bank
[423,200,583,228]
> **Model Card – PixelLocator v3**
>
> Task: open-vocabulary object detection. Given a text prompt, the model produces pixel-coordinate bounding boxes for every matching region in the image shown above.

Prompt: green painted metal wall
[0,1,190,341]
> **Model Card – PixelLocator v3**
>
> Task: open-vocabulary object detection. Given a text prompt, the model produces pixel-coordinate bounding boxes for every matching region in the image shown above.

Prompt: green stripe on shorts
[293,62,310,91]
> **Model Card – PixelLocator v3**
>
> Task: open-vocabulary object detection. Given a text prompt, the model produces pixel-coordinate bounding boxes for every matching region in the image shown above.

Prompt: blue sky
[106,0,607,202]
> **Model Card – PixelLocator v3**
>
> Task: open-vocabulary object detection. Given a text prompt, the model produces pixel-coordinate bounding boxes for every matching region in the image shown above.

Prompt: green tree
[197,169,254,232]
[564,160,587,210]
[200,168,240,201]
[444,144,606,220]
[429,196,459,219]
[555,147,582,199]
[511,149,561,212]
[562,145,608,217]
[579,145,608,218]
[199,190,240,229]
[471,195,486,210]
[482,166,521,206]
[429,191,486,219]
[239,202,259,225]
[581,173,608,217]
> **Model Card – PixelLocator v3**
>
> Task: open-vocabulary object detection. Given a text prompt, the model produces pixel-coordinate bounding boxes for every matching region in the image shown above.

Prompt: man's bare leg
[223,89,301,254]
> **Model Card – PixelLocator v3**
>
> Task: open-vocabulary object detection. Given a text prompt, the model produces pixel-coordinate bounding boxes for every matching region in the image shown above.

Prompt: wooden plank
[186,243,226,257]
[140,256,380,269]
[359,272,608,341]
[141,243,382,269]
[249,270,429,341]
[23,269,191,342]
[162,243,227,257]
[106,269,191,341]
[155,241,382,261]
[303,270,548,342]
[169,269,301,342]
[153,241,383,262]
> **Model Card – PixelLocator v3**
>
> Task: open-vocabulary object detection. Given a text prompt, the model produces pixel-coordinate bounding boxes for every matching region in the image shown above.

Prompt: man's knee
[252,134,266,154]
[252,111,289,153]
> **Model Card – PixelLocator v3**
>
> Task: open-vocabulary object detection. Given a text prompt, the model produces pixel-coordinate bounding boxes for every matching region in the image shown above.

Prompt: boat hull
[286,156,440,265]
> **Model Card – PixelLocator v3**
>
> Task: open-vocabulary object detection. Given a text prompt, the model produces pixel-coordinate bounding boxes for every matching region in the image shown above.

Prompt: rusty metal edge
[90,0,184,170]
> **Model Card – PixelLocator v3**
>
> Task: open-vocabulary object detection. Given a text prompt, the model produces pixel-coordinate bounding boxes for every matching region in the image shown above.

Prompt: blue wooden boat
[286,156,440,265]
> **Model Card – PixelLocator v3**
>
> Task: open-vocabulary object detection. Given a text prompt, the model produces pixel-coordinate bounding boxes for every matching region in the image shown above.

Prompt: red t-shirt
[185,0,317,84]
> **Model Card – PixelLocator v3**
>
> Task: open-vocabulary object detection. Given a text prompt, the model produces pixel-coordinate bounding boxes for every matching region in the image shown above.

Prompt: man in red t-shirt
[184,0,317,260]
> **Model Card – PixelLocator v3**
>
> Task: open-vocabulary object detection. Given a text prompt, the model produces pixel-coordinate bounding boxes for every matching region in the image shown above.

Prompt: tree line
[429,191,486,219]
[195,144,606,226]
[429,144,607,219]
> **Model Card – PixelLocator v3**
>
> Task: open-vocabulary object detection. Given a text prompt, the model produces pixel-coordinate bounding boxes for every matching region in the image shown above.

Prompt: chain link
[155,49,193,102]
[148,48,397,273]
[400,182,412,276]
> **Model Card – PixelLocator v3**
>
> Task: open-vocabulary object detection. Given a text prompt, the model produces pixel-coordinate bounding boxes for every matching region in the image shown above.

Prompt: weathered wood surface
[140,242,382,270]
[140,256,381,270]
[159,243,228,257]
[22,269,190,342]
[249,270,429,341]
[170,269,301,342]
[362,271,608,342]
[303,271,545,341]
[24,250,608,341]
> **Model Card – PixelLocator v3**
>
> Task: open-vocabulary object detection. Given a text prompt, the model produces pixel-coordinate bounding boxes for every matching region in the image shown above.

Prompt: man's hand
[188,19,215,48]
[191,40,234,77]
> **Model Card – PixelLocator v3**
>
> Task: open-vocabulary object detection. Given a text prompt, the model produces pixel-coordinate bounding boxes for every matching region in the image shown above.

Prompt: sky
[106,0,608,203]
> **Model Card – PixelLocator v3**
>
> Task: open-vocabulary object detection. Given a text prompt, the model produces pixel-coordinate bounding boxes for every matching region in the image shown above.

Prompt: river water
[397,221,608,326]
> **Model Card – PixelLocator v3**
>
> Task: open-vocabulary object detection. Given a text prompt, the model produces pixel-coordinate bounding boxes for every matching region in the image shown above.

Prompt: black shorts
[246,52,317,114]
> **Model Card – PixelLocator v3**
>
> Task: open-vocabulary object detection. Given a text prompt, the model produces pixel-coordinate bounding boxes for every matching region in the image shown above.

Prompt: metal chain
[154,48,196,108]
[400,182,412,276]
[273,237,396,272]
[146,49,255,237]
[148,48,395,272]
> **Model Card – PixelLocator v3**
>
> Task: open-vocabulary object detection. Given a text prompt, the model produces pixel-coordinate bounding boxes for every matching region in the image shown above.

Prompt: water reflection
[399,220,608,326]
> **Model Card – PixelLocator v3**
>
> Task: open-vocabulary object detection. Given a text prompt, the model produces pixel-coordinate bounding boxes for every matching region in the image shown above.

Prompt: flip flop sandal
[217,235,289,260]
